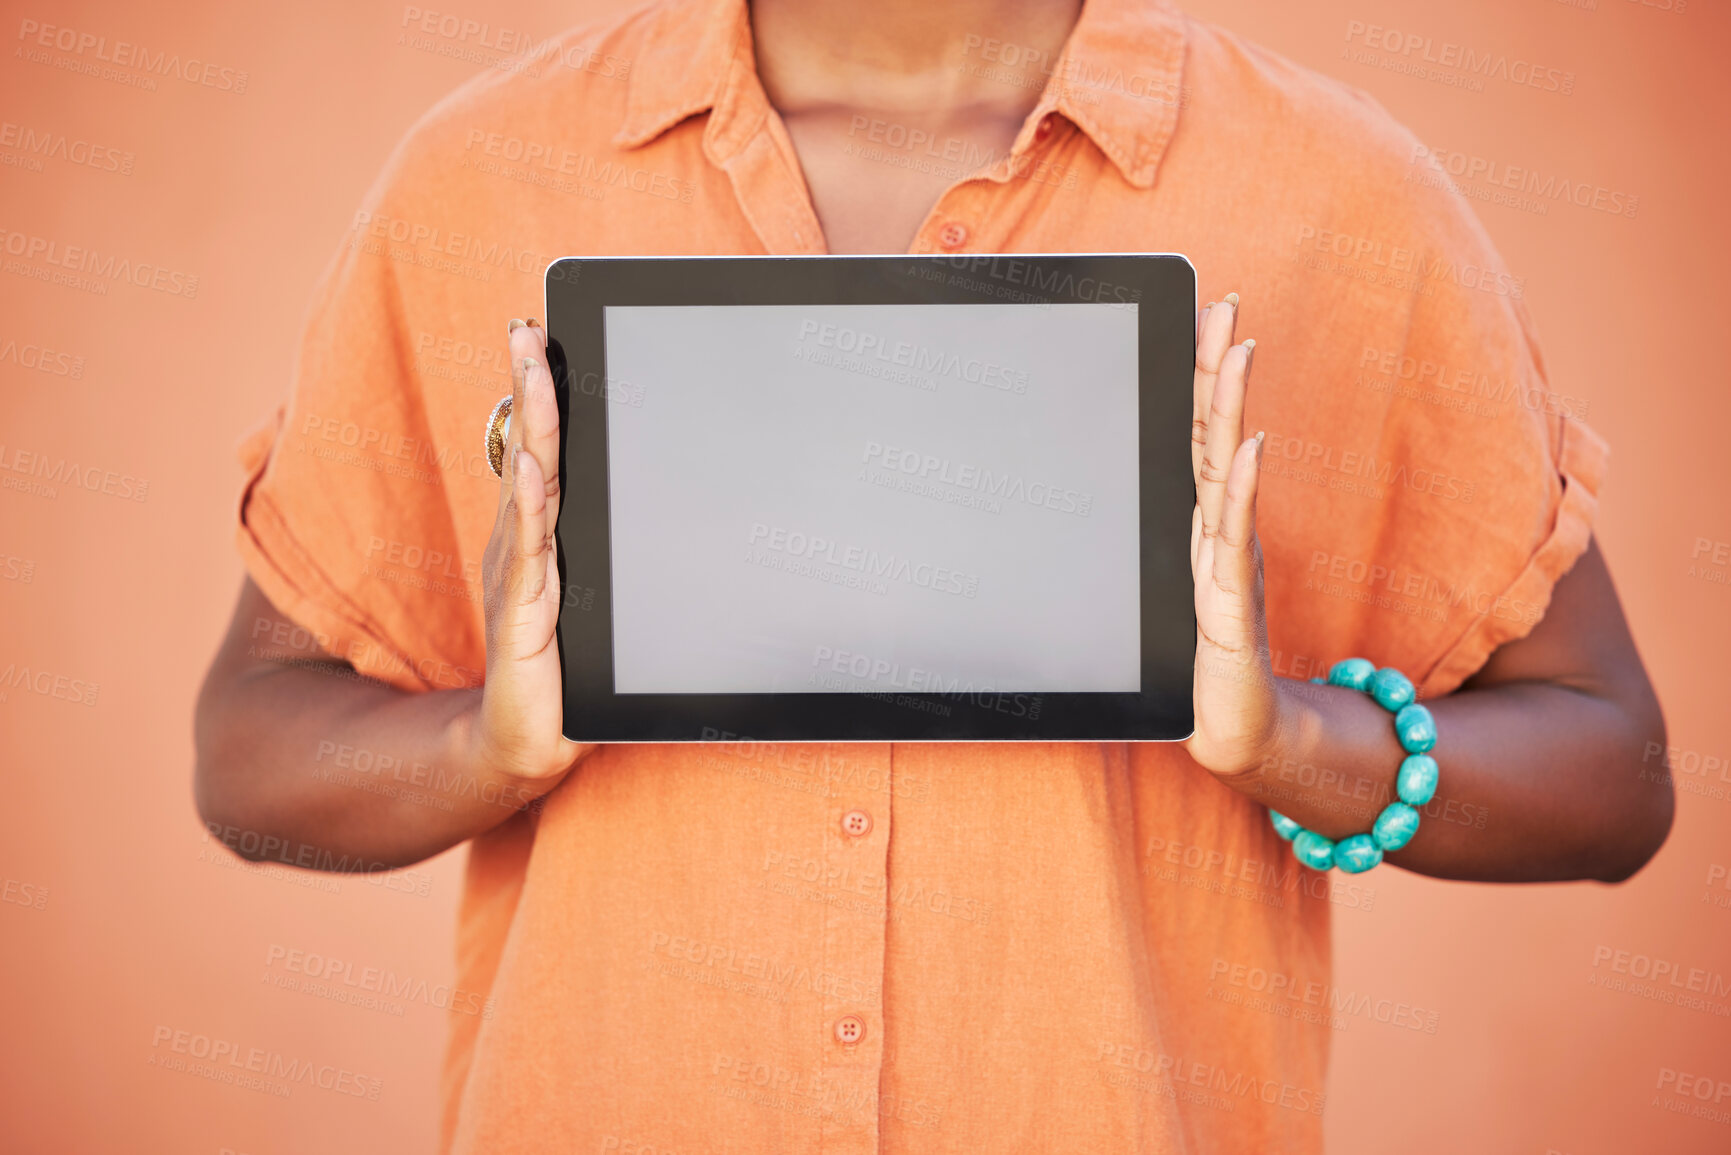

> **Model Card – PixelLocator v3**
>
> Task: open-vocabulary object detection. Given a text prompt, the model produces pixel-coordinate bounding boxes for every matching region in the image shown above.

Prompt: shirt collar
[613,0,1189,190]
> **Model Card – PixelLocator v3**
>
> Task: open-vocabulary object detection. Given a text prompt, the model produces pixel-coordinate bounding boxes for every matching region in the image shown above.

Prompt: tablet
[543,254,1196,743]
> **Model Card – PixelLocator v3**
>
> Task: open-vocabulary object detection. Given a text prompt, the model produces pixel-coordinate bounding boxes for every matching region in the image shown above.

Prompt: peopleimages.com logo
[15,19,249,93]
[746,522,980,599]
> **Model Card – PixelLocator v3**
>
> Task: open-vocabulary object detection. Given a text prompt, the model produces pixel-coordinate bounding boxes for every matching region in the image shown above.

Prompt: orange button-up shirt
[236,0,1605,1150]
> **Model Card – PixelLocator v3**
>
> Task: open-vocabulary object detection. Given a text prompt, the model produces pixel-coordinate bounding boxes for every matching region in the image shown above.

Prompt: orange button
[834,1015,866,1045]
[1035,115,1055,141]
[938,222,968,249]
[840,809,872,838]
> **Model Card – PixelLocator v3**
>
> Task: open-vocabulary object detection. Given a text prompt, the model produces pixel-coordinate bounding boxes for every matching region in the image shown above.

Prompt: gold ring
[485,395,513,478]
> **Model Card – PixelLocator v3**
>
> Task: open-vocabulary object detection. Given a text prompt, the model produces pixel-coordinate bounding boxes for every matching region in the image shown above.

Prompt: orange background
[2,1,1728,1151]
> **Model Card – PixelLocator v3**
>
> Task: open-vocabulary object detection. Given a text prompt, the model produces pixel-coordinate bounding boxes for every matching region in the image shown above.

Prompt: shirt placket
[816,742,891,1154]
[701,48,1051,1154]
[696,48,895,1154]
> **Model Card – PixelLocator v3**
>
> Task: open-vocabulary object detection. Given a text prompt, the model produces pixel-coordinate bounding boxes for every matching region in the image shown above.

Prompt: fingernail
[1255,430,1266,457]
[1205,301,1216,309]
[1243,338,1256,371]
[525,318,542,330]
[509,318,526,333]
[522,357,537,375]
[1224,291,1240,307]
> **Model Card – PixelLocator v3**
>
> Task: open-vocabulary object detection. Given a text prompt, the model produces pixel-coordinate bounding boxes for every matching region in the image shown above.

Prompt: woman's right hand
[472,318,590,782]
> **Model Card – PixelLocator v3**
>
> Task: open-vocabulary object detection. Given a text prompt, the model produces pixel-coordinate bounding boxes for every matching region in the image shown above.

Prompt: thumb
[1208,432,1266,652]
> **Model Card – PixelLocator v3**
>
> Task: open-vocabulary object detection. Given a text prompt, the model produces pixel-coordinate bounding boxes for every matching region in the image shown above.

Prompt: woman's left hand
[1184,293,1284,784]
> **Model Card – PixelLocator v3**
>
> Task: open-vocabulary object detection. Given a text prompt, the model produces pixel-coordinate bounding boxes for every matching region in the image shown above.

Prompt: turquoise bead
[1269,810,1303,841]
[1292,829,1336,871]
[1373,803,1421,851]
[1395,703,1437,753]
[1397,754,1439,806]
[1369,667,1416,712]
[1333,833,1384,873]
[1327,658,1376,691]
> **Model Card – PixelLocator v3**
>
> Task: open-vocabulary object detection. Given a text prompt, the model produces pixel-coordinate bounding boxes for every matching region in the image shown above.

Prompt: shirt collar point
[1056,97,1161,190]
[611,121,659,151]
[1123,154,1162,189]
[613,0,739,150]
[1047,0,1188,189]
[615,81,727,151]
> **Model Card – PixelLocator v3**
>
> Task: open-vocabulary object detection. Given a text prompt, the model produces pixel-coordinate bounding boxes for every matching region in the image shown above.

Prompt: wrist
[447,690,566,808]
[1231,675,1317,794]
[1260,659,1437,875]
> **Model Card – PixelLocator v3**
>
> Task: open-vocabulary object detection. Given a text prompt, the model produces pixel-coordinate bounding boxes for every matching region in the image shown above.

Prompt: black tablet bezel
[544,254,1196,742]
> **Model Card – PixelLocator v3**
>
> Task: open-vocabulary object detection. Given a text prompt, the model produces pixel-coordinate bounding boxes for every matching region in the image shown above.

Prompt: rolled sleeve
[235,155,487,693]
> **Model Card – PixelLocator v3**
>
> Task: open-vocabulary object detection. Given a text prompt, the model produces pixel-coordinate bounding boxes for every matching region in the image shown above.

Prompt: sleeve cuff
[1419,413,1610,697]
[234,417,439,693]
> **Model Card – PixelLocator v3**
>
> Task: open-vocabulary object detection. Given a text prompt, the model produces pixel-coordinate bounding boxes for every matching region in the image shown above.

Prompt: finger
[493,333,529,522]
[512,316,546,348]
[1198,338,1254,539]
[510,317,549,365]
[1209,432,1266,653]
[509,316,549,363]
[509,323,561,528]
[1192,292,1239,485]
[508,446,556,614]
[517,357,562,528]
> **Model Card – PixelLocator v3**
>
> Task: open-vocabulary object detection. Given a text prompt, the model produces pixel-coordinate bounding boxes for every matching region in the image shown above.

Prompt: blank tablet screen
[602,302,1141,696]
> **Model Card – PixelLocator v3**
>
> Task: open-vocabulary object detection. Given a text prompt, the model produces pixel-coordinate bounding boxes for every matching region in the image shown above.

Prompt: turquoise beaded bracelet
[1267,658,1439,874]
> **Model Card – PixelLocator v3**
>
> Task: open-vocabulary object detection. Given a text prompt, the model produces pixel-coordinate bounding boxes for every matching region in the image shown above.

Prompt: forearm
[194,657,551,871]
[1232,676,1670,884]
[196,324,591,870]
